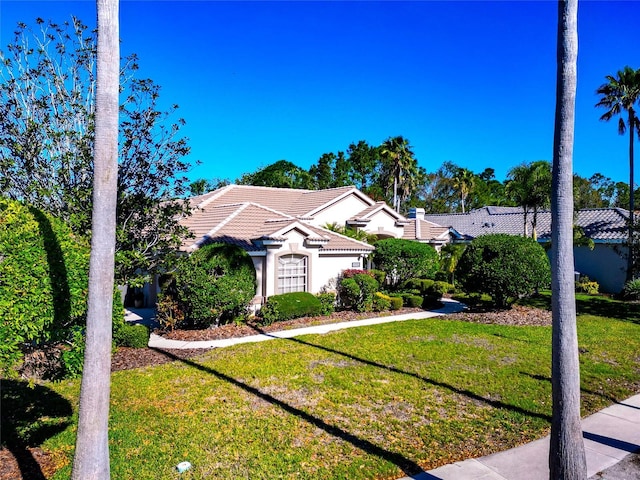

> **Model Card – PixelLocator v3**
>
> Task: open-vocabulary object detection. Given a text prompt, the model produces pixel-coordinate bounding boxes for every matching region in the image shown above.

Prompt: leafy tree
[188,178,229,196]
[372,238,439,288]
[333,151,351,187]
[346,140,380,190]
[72,1,119,477]
[168,243,257,328]
[573,174,608,209]
[309,153,335,190]
[439,243,466,284]
[456,234,551,309]
[0,17,192,285]
[379,136,419,212]
[549,0,587,477]
[596,65,640,280]
[237,159,313,189]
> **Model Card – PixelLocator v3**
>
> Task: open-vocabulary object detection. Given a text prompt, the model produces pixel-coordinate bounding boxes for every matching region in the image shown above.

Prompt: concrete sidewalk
[402,394,640,480]
[141,298,465,350]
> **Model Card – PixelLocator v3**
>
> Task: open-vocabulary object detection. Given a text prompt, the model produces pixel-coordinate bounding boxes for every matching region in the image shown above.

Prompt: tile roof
[402,218,451,242]
[423,206,630,242]
[180,197,374,253]
[193,184,361,218]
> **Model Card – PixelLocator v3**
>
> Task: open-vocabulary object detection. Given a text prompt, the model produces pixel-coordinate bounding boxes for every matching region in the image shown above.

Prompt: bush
[388,295,403,310]
[114,323,150,348]
[575,276,600,295]
[402,278,435,294]
[316,292,336,316]
[369,269,386,286]
[422,281,454,308]
[623,278,640,300]
[0,199,123,377]
[456,234,551,308]
[169,243,257,328]
[400,293,423,308]
[258,292,323,325]
[338,274,380,312]
[372,239,439,288]
[373,292,392,311]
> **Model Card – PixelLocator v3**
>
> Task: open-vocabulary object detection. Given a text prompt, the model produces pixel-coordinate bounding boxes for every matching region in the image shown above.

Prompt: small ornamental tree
[170,243,257,328]
[456,234,551,308]
[372,238,439,288]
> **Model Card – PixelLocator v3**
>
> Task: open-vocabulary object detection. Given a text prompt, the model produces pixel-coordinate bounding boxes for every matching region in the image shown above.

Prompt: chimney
[407,207,425,220]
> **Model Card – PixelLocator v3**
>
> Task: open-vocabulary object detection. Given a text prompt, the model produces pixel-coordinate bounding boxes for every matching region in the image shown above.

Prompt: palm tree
[452,168,475,213]
[72,0,119,478]
[379,136,418,212]
[595,65,640,280]
[549,0,587,477]
[506,161,551,239]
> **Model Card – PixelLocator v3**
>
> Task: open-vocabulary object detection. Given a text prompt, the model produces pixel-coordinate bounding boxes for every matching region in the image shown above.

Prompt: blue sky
[2,1,639,185]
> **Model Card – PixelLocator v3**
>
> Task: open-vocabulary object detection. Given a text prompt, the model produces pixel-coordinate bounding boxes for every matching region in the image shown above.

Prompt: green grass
[5,295,640,479]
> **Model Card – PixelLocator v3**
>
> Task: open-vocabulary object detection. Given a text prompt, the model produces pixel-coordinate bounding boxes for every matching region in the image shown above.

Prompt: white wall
[310,194,371,227]
[362,210,404,238]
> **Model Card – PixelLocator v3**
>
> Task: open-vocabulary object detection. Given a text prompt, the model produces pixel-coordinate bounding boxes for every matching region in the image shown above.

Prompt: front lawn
[6,298,640,479]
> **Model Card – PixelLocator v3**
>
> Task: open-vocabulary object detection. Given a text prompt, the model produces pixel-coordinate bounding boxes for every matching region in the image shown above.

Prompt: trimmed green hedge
[259,292,323,325]
[372,239,439,287]
[0,199,124,378]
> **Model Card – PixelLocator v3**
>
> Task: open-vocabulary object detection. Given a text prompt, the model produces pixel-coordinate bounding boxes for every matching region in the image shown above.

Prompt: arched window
[277,254,307,294]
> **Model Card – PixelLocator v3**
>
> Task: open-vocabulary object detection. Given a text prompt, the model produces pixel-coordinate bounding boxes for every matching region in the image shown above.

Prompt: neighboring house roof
[423,206,630,243]
[180,186,377,253]
[402,218,451,243]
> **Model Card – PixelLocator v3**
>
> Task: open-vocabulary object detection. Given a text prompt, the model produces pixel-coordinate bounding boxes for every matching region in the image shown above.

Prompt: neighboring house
[177,185,450,306]
[423,206,630,293]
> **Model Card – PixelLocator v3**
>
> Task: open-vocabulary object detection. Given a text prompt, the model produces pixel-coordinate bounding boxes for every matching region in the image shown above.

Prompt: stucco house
[176,185,450,306]
[422,206,630,293]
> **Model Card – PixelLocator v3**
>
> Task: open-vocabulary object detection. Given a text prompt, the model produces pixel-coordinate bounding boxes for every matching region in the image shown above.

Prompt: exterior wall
[309,194,371,227]
[362,210,404,238]
[573,243,627,294]
[314,253,366,293]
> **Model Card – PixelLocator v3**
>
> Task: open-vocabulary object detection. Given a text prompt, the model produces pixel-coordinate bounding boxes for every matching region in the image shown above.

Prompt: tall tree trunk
[549,0,587,479]
[627,110,635,281]
[71,1,119,478]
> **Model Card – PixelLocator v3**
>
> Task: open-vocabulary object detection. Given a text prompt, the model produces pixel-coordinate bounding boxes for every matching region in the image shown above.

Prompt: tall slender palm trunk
[627,109,635,281]
[549,0,587,478]
[71,1,119,478]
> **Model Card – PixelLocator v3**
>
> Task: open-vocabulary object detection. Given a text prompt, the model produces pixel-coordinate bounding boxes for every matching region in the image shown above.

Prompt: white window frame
[277,254,307,294]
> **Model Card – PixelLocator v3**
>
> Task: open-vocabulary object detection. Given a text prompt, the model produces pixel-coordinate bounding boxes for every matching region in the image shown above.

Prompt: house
[422,206,630,293]
[176,185,450,306]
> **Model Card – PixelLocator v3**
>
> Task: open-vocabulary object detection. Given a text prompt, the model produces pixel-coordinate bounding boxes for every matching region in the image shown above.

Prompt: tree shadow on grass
[1,380,73,480]
[574,297,640,324]
[248,325,551,423]
[151,347,427,478]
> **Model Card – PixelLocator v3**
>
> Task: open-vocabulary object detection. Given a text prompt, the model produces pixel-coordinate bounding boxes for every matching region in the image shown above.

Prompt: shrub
[400,293,423,308]
[114,323,150,348]
[422,281,454,308]
[372,239,439,288]
[338,277,360,310]
[369,269,386,286]
[316,292,336,316]
[258,292,323,325]
[341,269,374,279]
[338,274,380,312]
[170,243,257,328]
[623,278,640,300]
[402,278,435,294]
[456,234,551,308]
[373,292,392,311]
[0,199,123,377]
[575,276,600,295]
[388,295,403,310]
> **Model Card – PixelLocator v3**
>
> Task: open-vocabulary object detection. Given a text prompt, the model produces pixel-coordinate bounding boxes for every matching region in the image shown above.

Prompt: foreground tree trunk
[71,1,119,478]
[549,0,587,478]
